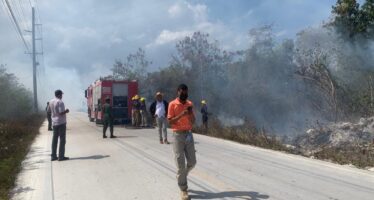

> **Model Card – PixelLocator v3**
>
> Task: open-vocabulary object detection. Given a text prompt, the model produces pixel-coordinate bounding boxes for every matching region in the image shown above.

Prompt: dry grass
[0,114,44,200]
[193,118,289,152]
[313,144,374,168]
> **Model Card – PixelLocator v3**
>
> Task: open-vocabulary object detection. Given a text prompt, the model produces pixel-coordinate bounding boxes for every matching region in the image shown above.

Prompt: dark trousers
[103,118,113,136]
[51,123,66,159]
[47,113,52,130]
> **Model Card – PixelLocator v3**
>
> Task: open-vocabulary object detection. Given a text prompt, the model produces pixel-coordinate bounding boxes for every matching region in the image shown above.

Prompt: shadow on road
[69,155,110,160]
[11,186,34,196]
[189,190,270,200]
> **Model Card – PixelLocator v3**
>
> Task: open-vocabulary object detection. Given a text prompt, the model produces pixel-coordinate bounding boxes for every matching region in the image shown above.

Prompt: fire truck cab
[85,78,138,125]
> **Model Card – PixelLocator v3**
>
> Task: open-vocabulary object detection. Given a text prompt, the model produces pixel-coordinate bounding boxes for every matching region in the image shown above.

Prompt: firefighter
[200,100,208,131]
[132,95,141,127]
[140,97,148,127]
[46,102,52,131]
[167,84,196,200]
[131,96,135,126]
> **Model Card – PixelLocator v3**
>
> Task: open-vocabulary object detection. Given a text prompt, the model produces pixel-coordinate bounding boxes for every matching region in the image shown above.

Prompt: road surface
[11,112,374,200]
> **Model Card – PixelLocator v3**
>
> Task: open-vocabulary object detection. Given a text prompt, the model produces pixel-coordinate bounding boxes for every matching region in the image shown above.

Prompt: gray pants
[157,116,167,141]
[141,110,148,127]
[51,123,66,159]
[173,131,196,191]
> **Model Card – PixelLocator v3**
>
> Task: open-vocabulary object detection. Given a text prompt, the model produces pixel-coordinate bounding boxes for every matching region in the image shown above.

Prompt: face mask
[179,93,188,101]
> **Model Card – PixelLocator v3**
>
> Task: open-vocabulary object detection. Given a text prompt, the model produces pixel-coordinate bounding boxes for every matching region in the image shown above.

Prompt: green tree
[331,0,374,38]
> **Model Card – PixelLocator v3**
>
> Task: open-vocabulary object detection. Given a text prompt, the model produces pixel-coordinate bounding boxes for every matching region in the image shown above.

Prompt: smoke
[218,114,244,127]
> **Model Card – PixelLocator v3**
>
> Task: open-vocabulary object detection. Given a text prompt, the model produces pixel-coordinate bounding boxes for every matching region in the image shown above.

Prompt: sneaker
[180,190,189,200]
[160,140,164,144]
[58,157,69,161]
[164,139,170,144]
[110,135,117,138]
[103,135,107,138]
[51,157,58,161]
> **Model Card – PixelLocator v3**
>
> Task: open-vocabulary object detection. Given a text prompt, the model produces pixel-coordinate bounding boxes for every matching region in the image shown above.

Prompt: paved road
[11,112,374,200]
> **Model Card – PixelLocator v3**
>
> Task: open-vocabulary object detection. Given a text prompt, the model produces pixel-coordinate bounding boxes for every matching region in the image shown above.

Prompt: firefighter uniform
[140,97,148,127]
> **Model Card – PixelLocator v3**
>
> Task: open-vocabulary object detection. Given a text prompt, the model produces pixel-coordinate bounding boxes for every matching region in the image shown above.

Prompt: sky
[0,0,342,110]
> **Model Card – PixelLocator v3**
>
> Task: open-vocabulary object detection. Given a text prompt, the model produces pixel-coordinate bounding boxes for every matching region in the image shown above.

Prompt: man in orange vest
[167,84,196,200]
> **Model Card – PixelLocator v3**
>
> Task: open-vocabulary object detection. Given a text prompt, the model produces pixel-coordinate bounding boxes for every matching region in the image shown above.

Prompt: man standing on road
[45,102,52,131]
[167,84,196,200]
[150,92,169,144]
[49,89,70,161]
[200,100,209,131]
[102,97,116,138]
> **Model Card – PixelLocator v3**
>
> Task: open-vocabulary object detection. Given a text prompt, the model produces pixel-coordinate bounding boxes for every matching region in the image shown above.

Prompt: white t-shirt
[155,101,165,118]
[49,98,66,126]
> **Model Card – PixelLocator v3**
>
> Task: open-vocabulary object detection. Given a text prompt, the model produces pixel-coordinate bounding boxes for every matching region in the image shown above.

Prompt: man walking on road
[102,97,116,138]
[150,92,169,144]
[167,84,196,200]
[45,102,52,131]
[49,89,70,161]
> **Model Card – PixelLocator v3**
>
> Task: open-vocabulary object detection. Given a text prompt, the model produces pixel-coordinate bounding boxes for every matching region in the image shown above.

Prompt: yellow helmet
[201,100,206,104]
[140,97,145,101]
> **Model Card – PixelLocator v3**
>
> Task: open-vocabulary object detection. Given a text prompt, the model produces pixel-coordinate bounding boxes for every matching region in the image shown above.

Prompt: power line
[1,0,24,47]
[17,0,32,31]
[3,0,30,53]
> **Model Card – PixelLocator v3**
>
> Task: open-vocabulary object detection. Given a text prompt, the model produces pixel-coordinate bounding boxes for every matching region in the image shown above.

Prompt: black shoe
[58,157,69,161]
[110,135,116,138]
[103,135,107,138]
[51,157,58,161]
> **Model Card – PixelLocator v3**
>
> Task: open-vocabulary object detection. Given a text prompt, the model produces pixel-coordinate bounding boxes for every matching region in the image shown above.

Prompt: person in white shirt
[49,89,70,161]
[150,92,169,144]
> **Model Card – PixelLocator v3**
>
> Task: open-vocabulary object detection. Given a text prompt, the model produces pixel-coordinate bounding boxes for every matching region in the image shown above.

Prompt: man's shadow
[189,190,270,200]
[69,155,110,160]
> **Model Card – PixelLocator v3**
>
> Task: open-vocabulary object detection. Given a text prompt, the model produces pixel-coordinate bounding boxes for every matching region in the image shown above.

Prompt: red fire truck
[85,78,138,124]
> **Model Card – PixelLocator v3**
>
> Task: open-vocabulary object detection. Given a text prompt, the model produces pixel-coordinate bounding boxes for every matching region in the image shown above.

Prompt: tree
[331,0,374,39]
[111,48,150,80]
[174,32,232,109]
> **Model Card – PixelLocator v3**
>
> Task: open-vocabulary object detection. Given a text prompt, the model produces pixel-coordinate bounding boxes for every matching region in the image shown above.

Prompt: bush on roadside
[0,114,45,200]
[193,118,289,152]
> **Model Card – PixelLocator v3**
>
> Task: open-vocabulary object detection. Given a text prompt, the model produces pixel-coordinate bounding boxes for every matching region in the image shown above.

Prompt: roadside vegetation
[314,145,374,168]
[193,118,289,152]
[0,65,44,200]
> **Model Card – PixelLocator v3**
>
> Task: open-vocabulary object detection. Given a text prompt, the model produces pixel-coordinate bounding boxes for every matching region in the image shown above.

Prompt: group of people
[45,84,203,200]
[131,94,150,128]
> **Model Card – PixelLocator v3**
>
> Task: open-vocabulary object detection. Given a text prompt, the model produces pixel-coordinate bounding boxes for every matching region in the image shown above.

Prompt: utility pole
[32,7,38,111]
